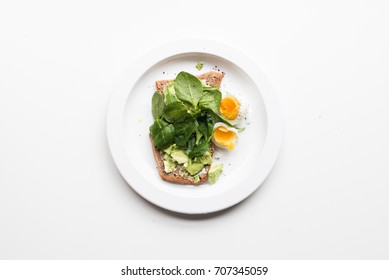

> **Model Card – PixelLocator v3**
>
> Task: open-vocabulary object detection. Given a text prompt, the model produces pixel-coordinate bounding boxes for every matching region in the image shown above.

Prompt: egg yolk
[220,96,240,120]
[213,126,237,150]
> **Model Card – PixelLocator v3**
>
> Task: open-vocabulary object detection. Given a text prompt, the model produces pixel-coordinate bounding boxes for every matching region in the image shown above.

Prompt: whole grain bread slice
[150,71,224,185]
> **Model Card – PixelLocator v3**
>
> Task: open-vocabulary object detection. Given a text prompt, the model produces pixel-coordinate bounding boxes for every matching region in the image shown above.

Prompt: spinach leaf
[174,118,198,148]
[197,121,207,137]
[163,101,189,123]
[164,83,179,104]
[206,109,245,131]
[205,113,215,139]
[187,114,214,157]
[188,139,210,158]
[197,113,215,141]
[151,92,165,119]
[165,92,179,104]
[195,130,203,145]
[199,90,222,112]
[174,71,203,108]
[186,136,196,155]
[149,119,175,149]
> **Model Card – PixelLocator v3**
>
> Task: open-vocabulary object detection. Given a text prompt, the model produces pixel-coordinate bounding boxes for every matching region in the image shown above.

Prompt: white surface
[106,40,283,214]
[0,0,388,259]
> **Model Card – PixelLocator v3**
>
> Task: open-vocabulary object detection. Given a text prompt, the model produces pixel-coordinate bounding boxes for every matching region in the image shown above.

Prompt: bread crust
[151,71,223,185]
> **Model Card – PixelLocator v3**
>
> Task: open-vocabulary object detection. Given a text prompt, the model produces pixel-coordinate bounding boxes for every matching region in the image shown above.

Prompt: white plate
[107,39,283,214]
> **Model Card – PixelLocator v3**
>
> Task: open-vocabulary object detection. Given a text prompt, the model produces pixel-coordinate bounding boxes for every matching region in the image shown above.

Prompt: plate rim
[106,39,283,214]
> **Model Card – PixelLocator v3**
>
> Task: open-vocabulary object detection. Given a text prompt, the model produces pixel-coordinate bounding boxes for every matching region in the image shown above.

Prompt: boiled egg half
[212,123,238,151]
[220,95,240,120]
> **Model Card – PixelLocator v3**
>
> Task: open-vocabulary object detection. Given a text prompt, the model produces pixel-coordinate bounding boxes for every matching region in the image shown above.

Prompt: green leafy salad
[149,71,239,184]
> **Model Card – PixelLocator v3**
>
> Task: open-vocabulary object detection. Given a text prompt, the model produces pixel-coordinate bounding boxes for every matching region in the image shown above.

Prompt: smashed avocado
[171,150,188,164]
[163,157,176,173]
[186,151,212,175]
[196,61,204,70]
[208,164,223,184]
[163,145,213,177]
[186,162,204,175]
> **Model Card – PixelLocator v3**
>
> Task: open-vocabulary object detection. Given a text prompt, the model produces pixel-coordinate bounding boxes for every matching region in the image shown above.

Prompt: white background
[1,0,388,259]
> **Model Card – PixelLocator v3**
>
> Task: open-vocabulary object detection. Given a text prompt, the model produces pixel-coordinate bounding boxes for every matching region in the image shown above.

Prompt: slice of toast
[150,71,224,185]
